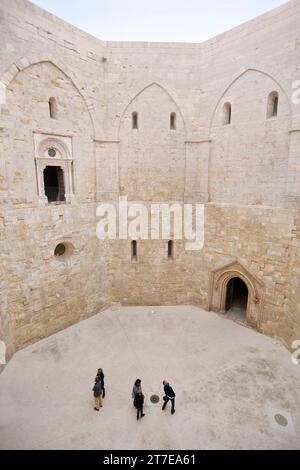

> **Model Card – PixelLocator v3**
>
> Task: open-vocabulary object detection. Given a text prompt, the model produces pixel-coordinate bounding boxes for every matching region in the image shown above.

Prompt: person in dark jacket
[135,390,145,420]
[162,380,176,415]
[93,375,103,411]
[95,368,105,399]
[132,379,142,407]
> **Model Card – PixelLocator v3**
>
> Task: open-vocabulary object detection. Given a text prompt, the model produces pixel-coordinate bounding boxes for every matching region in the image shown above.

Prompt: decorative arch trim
[117,82,187,137]
[209,67,291,131]
[34,133,74,204]
[37,137,71,160]
[0,55,96,136]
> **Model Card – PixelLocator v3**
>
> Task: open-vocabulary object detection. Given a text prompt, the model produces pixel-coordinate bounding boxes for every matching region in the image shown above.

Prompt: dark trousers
[162,397,175,413]
[137,406,144,419]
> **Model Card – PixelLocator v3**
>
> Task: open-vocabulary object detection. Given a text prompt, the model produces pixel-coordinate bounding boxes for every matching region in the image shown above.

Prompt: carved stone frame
[34,133,74,204]
[209,260,264,329]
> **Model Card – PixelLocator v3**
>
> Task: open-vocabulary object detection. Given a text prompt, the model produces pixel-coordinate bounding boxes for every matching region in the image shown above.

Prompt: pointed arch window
[34,134,74,205]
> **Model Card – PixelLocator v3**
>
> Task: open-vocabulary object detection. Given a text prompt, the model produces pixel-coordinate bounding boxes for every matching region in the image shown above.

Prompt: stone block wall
[286,214,300,347]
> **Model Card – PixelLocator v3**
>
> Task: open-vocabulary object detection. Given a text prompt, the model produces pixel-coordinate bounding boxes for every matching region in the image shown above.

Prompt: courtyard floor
[0,305,300,450]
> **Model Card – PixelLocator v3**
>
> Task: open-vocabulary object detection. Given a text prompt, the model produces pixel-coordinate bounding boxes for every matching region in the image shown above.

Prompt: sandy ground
[0,305,299,450]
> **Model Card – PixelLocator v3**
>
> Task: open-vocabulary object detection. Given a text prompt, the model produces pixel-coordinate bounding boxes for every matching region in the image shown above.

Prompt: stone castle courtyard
[0,306,299,450]
[1,0,300,451]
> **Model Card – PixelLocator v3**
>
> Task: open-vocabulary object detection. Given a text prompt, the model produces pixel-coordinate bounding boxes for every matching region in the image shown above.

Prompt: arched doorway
[209,261,264,330]
[225,277,249,322]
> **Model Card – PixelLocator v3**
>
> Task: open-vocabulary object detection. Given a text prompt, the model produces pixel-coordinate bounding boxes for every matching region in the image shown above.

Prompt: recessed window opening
[170,112,176,130]
[168,240,174,259]
[223,102,232,125]
[132,112,138,129]
[131,240,137,261]
[43,166,65,203]
[54,243,66,257]
[49,97,58,119]
[48,148,56,158]
[267,92,279,119]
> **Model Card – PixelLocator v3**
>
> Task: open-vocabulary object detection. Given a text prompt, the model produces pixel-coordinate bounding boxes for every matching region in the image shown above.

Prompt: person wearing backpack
[95,368,105,399]
[93,375,103,411]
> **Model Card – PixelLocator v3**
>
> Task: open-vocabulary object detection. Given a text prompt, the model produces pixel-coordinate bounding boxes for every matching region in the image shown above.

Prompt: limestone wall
[118,83,186,202]
[210,70,291,206]
[0,0,299,358]
[201,205,296,337]
[112,204,297,338]
[286,215,300,347]
[0,56,112,353]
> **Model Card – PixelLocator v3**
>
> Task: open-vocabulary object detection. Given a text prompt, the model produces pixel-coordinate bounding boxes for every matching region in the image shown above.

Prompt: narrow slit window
[170,112,176,130]
[49,97,58,119]
[132,112,138,129]
[131,240,137,261]
[273,96,278,116]
[168,240,174,260]
[223,102,231,125]
[267,91,279,119]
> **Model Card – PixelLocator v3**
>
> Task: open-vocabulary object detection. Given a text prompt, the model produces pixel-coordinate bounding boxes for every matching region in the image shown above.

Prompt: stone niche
[208,260,264,329]
[33,133,74,204]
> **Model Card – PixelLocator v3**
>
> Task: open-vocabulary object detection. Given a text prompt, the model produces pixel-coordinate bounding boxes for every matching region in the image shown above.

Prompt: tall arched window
[170,112,176,130]
[34,134,74,205]
[49,97,58,119]
[132,112,138,129]
[223,102,232,125]
[267,91,279,119]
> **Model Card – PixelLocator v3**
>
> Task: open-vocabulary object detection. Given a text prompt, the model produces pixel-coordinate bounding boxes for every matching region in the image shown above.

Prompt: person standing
[135,390,145,420]
[93,375,103,411]
[96,368,105,399]
[132,379,142,407]
[162,380,176,415]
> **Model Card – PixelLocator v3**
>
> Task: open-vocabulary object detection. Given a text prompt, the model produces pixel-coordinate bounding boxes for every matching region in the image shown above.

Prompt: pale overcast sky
[31,0,287,43]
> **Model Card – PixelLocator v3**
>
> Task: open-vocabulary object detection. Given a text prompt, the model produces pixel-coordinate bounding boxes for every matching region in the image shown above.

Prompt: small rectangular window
[132,240,137,261]
[228,106,231,124]
[132,112,138,129]
[49,97,58,119]
[267,92,279,119]
[168,240,174,260]
[170,113,176,130]
[273,96,278,117]
[223,102,231,125]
